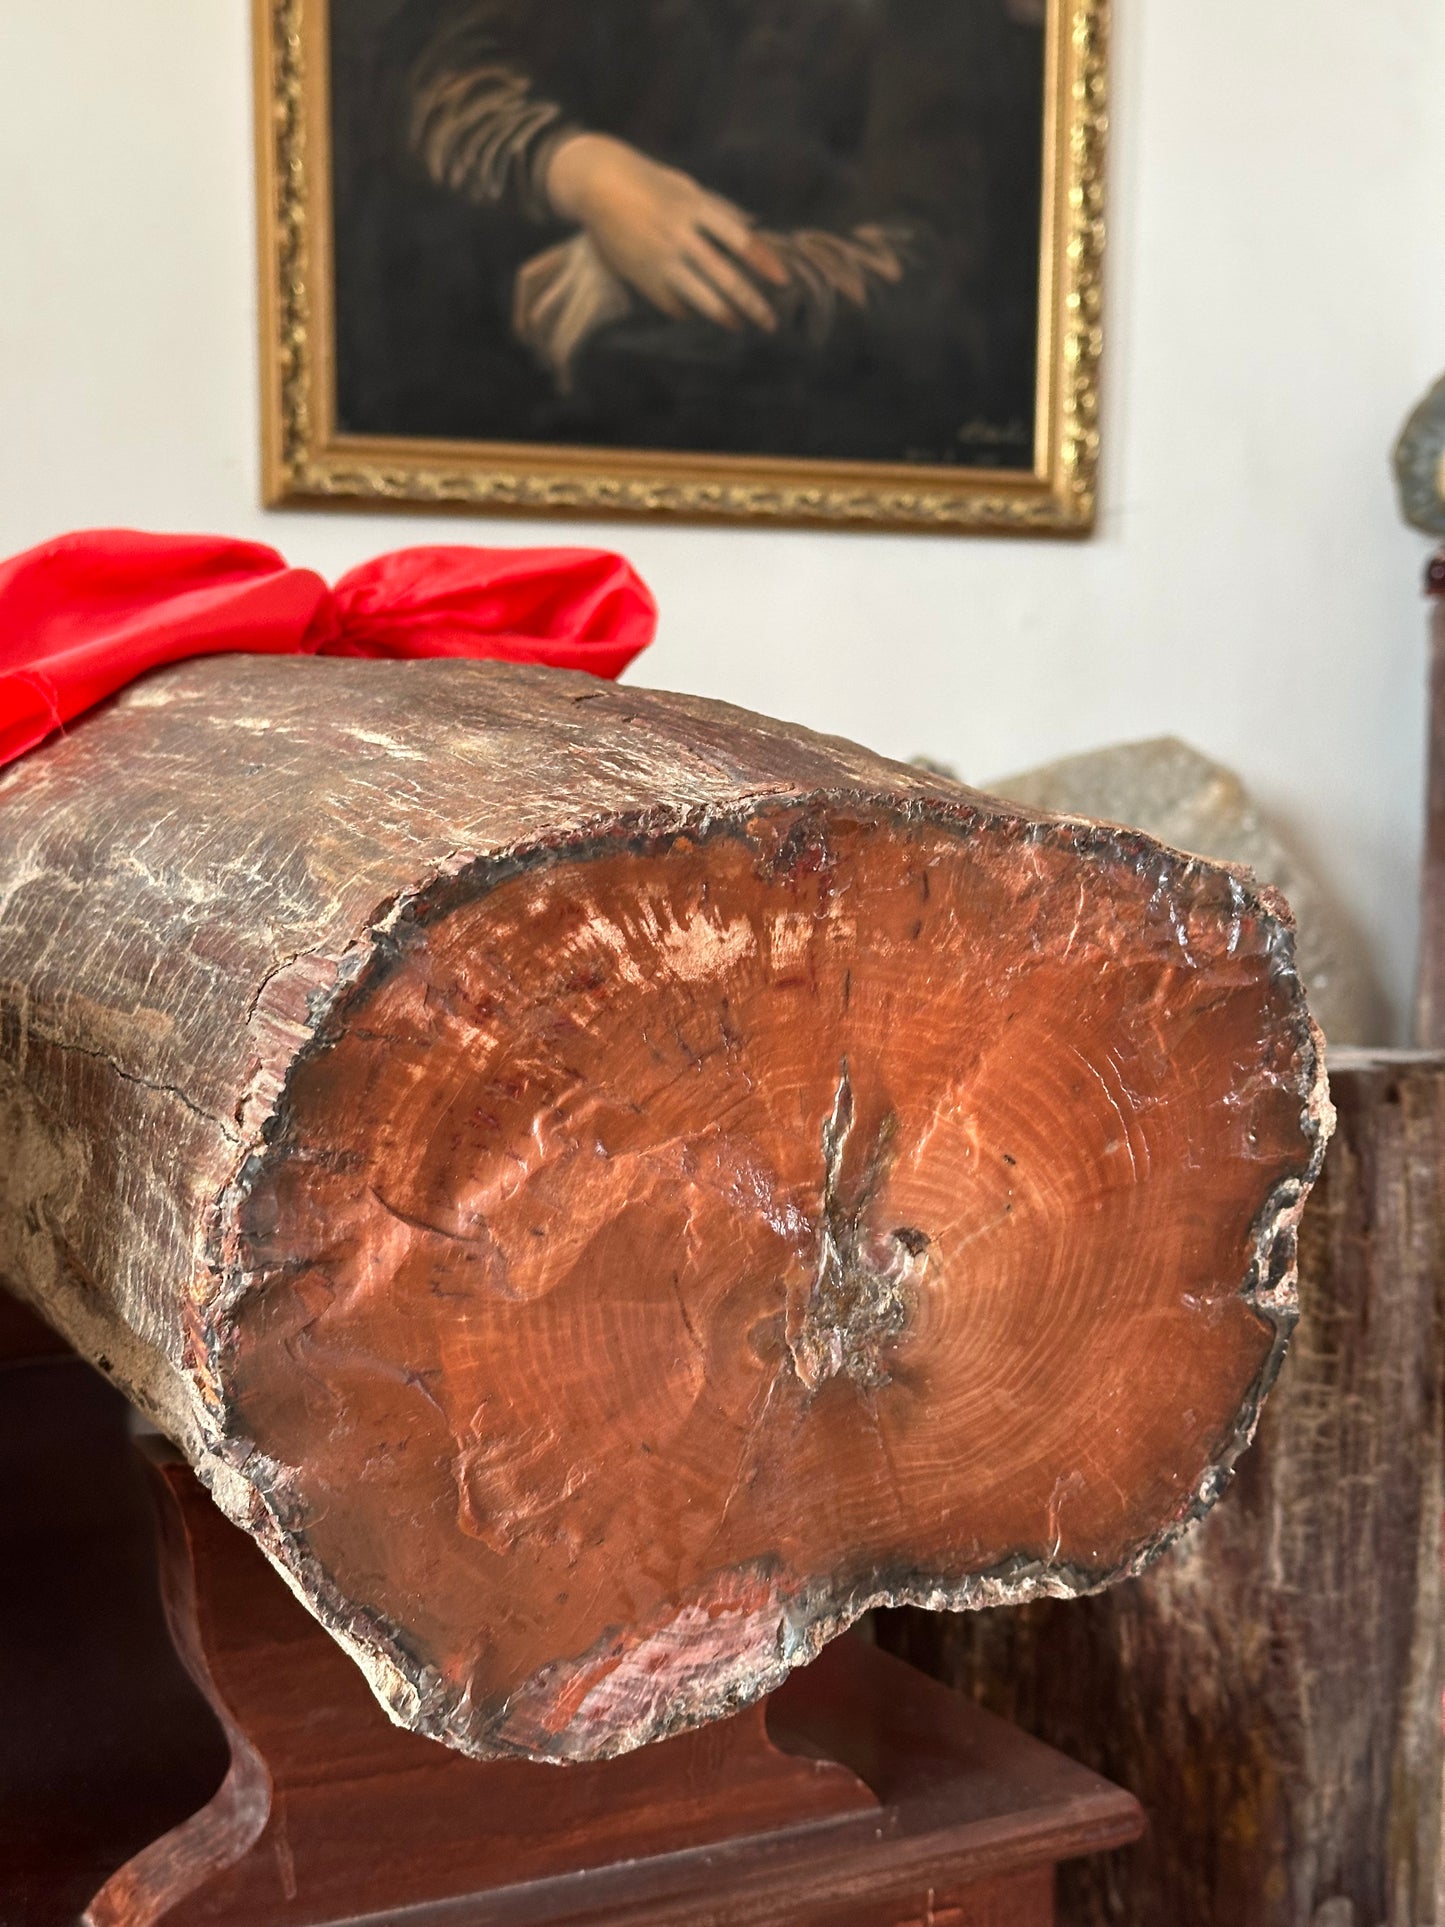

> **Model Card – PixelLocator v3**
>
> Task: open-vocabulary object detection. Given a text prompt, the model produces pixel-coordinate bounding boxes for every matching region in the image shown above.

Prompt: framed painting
[255,0,1106,532]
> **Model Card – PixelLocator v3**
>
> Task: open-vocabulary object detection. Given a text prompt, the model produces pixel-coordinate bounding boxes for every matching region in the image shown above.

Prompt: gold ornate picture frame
[256,0,1106,533]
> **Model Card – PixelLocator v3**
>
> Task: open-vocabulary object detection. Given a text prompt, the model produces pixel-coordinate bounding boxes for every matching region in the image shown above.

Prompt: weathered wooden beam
[1416,552,1445,1047]
[880,1049,1444,1927]
[0,655,1328,1763]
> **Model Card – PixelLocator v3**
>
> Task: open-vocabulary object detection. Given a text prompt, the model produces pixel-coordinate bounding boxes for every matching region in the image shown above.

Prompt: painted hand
[546,133,788,332]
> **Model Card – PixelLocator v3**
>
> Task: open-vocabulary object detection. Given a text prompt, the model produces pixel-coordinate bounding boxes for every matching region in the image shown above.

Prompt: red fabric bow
[0,529,657,769]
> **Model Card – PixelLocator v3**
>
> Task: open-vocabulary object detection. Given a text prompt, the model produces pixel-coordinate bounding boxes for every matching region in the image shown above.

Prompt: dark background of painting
[329,0,1047,468]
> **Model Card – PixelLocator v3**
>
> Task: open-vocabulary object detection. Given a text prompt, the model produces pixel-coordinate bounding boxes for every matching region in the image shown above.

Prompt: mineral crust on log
[0,657,1331,1762]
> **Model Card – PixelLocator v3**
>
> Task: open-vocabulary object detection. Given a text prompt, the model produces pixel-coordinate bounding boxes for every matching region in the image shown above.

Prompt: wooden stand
[0,1328,1141,1927]
[91,1453,1143,1927]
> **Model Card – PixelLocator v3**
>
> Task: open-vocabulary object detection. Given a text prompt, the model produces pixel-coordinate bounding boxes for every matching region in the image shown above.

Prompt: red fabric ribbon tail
[320,545,656,680]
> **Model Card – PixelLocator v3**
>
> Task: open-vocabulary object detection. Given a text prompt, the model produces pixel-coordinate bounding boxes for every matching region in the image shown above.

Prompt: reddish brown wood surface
[880,1051,1445,1927]
[80,1446,1140,1927]
[0,656,1330,1761]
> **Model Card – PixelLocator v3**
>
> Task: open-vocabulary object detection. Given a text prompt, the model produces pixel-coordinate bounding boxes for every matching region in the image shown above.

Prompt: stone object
[1395,369,1445,537]
[986,736,1383,1046]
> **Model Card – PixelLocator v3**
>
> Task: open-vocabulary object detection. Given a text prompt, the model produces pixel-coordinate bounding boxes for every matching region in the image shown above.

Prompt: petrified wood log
[879,1050,1445,1927]
[0,655,1329,1764]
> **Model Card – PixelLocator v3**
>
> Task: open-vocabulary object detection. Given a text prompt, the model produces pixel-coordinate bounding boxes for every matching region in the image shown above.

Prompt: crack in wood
[788,1061,927,1393]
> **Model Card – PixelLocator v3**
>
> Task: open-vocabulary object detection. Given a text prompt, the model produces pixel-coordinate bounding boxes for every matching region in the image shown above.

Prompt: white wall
[2,2,1442,1038]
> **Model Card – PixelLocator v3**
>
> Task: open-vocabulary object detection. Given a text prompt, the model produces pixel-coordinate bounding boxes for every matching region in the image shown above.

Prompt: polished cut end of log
[0,657,1331,1763]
